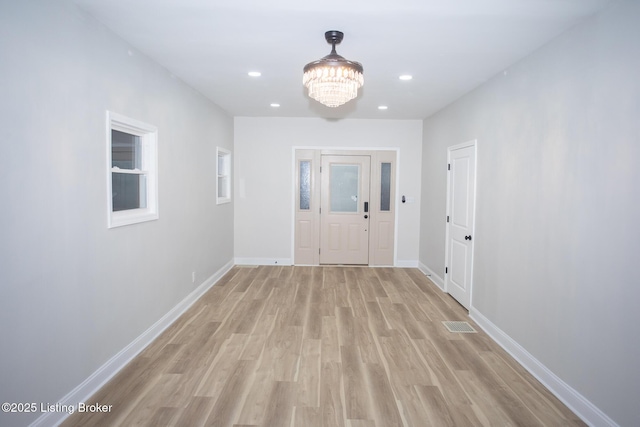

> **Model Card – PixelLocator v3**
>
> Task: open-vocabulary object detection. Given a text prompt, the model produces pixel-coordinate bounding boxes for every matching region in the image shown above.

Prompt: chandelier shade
[303,31,364,108]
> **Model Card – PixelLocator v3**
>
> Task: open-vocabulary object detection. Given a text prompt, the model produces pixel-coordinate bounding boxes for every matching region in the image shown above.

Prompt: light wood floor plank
[478,351,575,426]
[203,359,257,427]
[174,396,215,427]
[145,406,179,426]
[295,406,321,427]
[62,266,585,427]
[258,325,302,382]
[340,345,372,420]
[320,317,340,365]
[413,385,458,427]
[364,362,404,427]
[411,338,472,407]
[235,370,272,426]
[118,373,182,426]
[296,338,322,407]
[392,384,429,427]
[196,334,248,398]
[320,362,345,427]
[261,381,296,427]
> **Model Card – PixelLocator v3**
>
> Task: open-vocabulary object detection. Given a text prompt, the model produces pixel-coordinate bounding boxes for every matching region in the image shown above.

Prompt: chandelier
[303,31,364,108]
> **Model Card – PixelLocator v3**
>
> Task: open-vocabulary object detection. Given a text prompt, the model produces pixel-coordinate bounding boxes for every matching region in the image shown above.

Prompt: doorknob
[465,235,472,241]
[364,215,368,219]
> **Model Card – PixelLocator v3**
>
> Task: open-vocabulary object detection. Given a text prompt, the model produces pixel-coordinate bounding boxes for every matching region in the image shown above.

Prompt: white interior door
[320,155,370,265]
[445,142,477,309]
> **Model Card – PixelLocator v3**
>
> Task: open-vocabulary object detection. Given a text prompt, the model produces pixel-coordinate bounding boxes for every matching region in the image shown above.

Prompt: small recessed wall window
[107,111,158,228]
[217,147,231,204]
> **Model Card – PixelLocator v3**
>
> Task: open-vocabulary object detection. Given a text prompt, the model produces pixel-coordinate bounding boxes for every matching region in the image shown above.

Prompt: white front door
[445,142,477,309]
[320,155,371,265]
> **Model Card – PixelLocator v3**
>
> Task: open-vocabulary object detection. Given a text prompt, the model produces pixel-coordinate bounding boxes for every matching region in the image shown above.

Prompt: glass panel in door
[329,164,359,213]
[299,160,311,210]
[380,162,391,211]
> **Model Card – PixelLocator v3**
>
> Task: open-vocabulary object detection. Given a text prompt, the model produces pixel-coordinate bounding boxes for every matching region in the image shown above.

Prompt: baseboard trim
[234,257,292,266]
[469,307,618,427]
[418,262,445,290]
[31,259,235,427]
[234,258,419,268]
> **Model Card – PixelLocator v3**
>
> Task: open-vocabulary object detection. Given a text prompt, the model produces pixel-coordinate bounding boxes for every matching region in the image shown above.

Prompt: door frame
[292,147,399,266]
[444,139,478,309]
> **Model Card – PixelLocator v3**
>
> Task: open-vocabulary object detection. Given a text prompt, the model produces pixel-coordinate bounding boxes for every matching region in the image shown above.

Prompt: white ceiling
[73,0,613,120]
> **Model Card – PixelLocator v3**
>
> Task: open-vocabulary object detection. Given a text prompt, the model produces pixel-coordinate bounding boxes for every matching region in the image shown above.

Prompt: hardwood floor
[62,266,585,426]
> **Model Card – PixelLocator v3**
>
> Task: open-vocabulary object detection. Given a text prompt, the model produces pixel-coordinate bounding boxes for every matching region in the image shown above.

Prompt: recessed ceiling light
[378,105,388,110]
[270,103,280,108]
[399,75,413,81]
[248,71,261,77]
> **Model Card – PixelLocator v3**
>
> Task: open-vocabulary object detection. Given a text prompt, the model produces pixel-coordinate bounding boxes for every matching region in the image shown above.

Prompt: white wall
[0,1,233,426]
[234,117,423,266]
[419,1,640,426]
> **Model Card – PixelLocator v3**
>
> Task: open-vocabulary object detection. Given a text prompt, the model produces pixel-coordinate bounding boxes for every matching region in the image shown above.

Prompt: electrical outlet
[191,272,196,283]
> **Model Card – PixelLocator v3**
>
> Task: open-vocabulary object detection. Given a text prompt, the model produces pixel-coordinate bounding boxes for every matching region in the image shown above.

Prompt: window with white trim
[107,111,158,228]
[217,147,231,204]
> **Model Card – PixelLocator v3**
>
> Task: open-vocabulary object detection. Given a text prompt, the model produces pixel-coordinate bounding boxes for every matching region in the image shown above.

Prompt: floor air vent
[442,321,477,333]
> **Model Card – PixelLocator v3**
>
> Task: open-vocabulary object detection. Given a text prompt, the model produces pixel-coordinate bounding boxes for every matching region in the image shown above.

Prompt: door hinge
[446,215,449,223]
[445,267,448,274]
[320,166,322,173]
[447,163,450,171]
[319,207,321,214]
[319,248,321,255]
